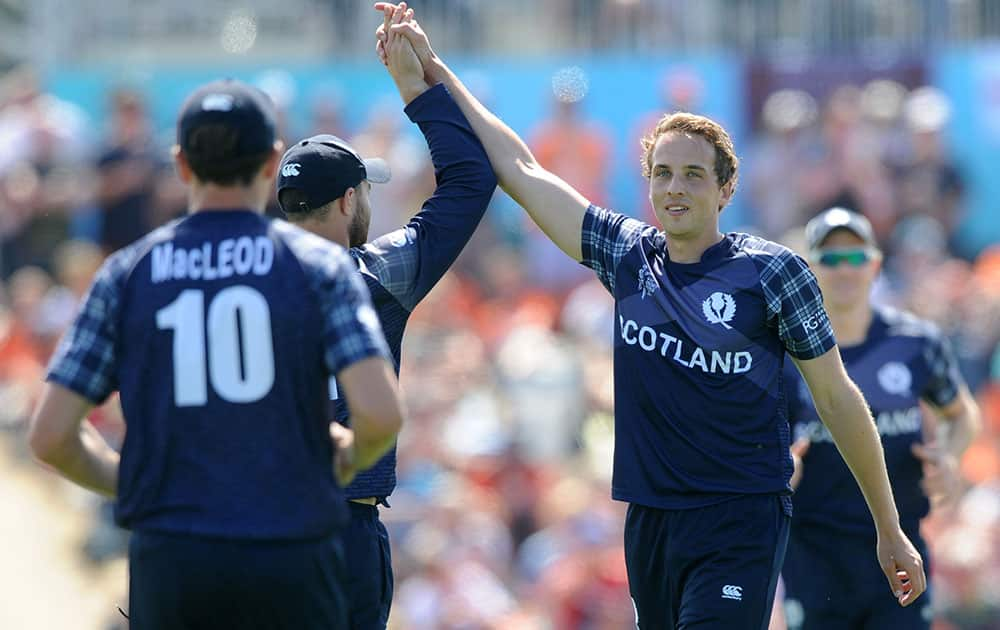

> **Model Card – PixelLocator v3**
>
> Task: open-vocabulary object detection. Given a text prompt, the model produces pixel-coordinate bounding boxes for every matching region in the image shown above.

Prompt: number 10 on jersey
[157,286,276,406]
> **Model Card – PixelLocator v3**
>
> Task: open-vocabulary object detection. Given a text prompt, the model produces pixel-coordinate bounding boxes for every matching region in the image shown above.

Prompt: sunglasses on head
[813,248,874,268]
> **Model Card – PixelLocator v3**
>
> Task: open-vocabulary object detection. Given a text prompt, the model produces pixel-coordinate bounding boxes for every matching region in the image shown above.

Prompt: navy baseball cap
[276,134,391,213]
[177,79,277,160]
[805,207,878,251]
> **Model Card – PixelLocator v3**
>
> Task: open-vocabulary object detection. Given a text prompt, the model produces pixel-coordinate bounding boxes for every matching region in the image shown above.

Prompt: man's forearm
[818,382,900,530]
[352,430,397,472]
[940,390,980,459]
[392,75,431,106]
[40,421,119,497]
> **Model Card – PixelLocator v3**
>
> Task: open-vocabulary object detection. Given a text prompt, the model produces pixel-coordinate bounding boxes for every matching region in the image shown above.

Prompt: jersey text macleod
[151,237,274,283]
[620,315,753,374]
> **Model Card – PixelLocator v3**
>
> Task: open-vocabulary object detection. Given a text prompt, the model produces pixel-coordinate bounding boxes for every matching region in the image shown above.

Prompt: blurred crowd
[2,60,1000,630]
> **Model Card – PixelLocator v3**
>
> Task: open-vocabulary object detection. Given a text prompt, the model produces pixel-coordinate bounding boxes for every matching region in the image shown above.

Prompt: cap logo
[201,94,235,112]
[281,163,301,177]
[825,207,852,226]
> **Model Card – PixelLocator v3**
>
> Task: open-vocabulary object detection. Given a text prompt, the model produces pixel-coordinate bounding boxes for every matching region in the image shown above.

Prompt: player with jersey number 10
[376,3,927,627]
[27,78,406,630]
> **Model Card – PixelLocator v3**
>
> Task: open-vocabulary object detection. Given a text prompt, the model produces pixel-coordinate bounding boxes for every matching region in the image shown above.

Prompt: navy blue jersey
[47,210,390,539]
[329,84,496,500]
[785,306,964,537]
[580,206,836,514]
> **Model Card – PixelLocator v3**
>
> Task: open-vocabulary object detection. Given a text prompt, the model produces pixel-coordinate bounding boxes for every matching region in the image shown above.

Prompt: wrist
[395,77,431,105]
[425,56,446,83]
[874,513,904,537]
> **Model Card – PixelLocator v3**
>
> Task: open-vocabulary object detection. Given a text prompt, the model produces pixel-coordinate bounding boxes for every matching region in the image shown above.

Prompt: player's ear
[718,179,735,211]
[172,145,194,184]
[870,250,884,275]
[337,187,356,218]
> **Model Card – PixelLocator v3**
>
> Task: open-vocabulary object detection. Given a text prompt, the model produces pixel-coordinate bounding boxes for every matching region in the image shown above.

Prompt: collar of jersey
[660,232,735,266]
[185,208,260,219]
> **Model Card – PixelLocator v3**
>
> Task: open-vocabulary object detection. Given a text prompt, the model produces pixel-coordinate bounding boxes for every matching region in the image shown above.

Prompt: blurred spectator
[889,87,965,245]
[93,88,162,254]
[525,95,610,292]
[745,88,819,238]
[350,98,435,236]
[0,67,92,276]
[530,96,610,207]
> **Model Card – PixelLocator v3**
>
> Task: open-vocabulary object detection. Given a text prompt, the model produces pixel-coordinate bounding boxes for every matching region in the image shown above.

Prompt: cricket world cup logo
[638,264,658,299]
[702,292,736,330]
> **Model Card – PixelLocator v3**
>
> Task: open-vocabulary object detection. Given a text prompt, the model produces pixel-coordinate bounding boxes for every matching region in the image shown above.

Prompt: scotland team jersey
[581,205,836,514]
[784,306,964,537]
[330,83,496,501]
[47,210,390,539]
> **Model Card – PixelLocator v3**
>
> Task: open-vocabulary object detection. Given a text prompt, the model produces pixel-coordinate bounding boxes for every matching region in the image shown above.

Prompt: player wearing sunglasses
[777,207,981,630]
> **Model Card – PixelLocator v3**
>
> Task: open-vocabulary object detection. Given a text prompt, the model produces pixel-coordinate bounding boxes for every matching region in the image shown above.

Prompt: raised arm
[376,2,589,261]
[365,27,497,310]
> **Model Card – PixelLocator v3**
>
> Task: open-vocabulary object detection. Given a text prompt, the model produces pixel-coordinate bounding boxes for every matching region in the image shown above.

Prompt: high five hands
[374,2,429,103]
[375,2,438,83]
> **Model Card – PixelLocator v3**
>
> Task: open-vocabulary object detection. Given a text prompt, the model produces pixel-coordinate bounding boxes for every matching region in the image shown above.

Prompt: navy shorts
[341,502,394,629]
[782,526,932,629]
[625,494,790,630]
[127,530,348,630]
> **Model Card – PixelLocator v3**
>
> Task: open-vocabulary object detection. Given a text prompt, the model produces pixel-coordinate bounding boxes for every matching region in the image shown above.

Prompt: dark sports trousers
[127,530,348,630]
[342,502,394,629]
[782,526,932,630]
[625,495,790,630]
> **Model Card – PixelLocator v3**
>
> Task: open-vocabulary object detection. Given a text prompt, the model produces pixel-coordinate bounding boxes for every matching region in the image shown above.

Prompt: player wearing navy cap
[276,20,496,630]
[779,207,980,630]
[28,78,406,629]
[377,4,927,628]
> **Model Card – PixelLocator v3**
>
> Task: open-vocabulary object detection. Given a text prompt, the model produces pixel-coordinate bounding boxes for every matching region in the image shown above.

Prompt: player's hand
[375,3,393,66]
[875,529,926,607]
[911,442,963,510]
[375,3,439,81]
[788,437,810,490]
[375,3,428,103]
[330,422,358,487]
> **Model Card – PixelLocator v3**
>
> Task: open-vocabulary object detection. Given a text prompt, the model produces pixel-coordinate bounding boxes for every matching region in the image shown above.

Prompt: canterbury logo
[281,163,301,177]
[722,585,743,600]
[702,292,736,329]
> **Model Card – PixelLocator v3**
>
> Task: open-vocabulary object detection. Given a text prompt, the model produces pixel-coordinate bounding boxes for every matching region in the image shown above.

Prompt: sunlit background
[2,1,1000,628]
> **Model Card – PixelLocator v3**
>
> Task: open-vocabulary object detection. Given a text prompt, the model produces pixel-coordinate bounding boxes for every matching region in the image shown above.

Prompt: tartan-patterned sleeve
[355,84,496,313]
[354,229,419,308]
[46,253,129,404]
[290,231,390,375]
[580,204,655,294]
[760,249,837,359]
[921,326,963,407]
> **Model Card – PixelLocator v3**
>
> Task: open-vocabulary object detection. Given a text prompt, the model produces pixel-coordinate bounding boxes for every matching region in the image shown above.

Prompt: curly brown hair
[640,112,739,195]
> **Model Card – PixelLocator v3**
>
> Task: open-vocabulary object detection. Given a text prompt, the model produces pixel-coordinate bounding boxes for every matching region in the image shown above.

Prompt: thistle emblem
[877,362,912,396]
[702,292,736,329]
[638,264,658,299]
